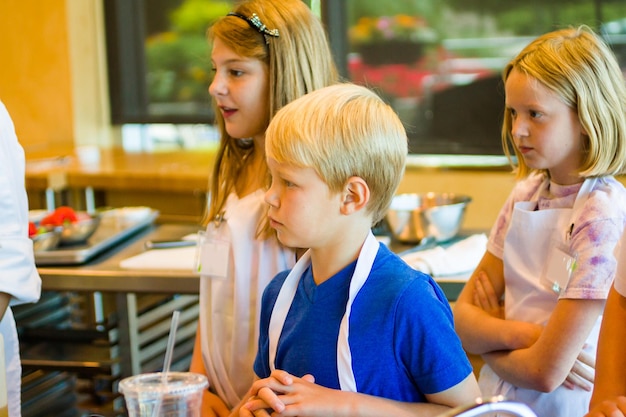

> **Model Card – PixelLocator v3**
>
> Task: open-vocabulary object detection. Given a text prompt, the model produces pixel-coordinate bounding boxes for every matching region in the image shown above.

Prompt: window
[104,0,228,124]
[339,1,626,155]
[104,0,626,155]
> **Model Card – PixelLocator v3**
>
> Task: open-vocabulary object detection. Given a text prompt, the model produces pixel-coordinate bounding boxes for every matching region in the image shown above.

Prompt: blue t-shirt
[254,244,472,402]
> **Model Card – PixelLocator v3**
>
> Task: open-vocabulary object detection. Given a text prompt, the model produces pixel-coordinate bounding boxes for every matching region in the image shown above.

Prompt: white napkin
[119,246,197,271]
[401,233,488,277]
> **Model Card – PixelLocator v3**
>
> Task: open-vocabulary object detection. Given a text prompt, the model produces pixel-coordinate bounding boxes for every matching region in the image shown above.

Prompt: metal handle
[436,396,538,417]
[144,240,196,250]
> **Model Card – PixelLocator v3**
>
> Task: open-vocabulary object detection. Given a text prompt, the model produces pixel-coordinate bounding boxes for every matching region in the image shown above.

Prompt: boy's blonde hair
[502,25,626,179]
[266,83,408,225]
[206,0,338,230]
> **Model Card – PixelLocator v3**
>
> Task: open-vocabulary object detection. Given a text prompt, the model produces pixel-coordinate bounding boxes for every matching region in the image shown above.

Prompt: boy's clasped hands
[241,371,328,417]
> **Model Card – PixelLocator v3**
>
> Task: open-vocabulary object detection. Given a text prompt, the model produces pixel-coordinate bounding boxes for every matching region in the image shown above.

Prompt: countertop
[37,222,470,301]
[37,223,201,294]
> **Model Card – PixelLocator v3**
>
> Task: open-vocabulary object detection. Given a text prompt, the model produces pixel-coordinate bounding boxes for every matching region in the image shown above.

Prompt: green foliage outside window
[145,0,231,105]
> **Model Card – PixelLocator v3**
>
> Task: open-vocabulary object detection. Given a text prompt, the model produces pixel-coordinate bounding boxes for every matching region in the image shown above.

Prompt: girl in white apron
[188,1,338,413]
[454,26,626,417]
[477,177,607,416]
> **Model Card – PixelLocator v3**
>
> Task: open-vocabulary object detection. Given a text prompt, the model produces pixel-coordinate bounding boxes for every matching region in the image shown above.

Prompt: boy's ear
[340,176,370,215]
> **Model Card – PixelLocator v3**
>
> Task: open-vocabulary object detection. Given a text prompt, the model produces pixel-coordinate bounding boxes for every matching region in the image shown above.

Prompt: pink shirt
[488,172,626,300]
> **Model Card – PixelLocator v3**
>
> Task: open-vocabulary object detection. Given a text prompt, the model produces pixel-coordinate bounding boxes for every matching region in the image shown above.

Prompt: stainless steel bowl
[31,230,62,252]
[59,216,101,245]
[385,193,471,243]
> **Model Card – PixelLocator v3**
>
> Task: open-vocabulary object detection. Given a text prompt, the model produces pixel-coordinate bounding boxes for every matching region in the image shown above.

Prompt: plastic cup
[119,372,208,417]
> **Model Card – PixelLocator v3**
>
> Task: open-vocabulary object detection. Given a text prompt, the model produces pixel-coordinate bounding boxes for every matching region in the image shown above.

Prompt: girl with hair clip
[453,26,626,417]
[188,0,338,415]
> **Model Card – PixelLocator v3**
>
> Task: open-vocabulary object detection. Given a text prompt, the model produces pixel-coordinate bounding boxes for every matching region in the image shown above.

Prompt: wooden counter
[64,150,214,193]
[24,148,510,229]
[26,148,216,223]
[25,148,572,230]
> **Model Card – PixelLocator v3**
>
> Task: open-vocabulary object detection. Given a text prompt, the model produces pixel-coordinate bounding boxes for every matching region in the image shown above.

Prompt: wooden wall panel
[0,0,75,158]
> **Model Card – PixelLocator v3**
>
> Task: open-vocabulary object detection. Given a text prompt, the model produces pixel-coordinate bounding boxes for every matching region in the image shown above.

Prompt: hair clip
[227,12,279,44]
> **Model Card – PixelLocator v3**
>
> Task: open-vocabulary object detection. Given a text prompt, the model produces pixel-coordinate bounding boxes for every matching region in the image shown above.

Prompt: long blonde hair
[502,25,626,180]
[205,0,338,237]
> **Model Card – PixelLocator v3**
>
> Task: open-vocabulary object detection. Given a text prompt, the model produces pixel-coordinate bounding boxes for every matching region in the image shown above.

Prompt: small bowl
[31,230,62,252]
[385,193,471,243]
[59,216,101,245]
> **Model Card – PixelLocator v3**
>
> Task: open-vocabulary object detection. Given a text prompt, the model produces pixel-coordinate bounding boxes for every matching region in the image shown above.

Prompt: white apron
[268,232,379,391]
[479,178,601,417]
[199,191,293,408]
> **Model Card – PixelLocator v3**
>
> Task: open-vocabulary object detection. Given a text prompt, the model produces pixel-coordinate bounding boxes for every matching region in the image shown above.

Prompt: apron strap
[268,250,311,371]
[337,231,379,391]
[267,231,380,392]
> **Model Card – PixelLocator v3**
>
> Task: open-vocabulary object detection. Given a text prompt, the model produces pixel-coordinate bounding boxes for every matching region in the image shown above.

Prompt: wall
[0,0,116,159]
[0,0,74,157]
[65,0,116,150]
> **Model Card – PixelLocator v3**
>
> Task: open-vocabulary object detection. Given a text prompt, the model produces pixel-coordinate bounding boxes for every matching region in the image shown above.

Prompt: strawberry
[40,206,79,227]
[28,221,38,237]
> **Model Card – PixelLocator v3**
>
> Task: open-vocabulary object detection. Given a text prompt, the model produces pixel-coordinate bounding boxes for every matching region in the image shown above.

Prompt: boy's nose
[264,189,271,205]
[264,187,278,207]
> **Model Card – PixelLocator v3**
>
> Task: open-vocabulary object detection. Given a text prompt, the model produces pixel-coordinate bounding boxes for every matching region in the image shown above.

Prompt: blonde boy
[238,83,479,417]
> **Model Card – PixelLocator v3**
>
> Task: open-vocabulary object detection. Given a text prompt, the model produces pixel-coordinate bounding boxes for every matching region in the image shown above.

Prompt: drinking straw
[151,309,181,417]
[162,310,180,375]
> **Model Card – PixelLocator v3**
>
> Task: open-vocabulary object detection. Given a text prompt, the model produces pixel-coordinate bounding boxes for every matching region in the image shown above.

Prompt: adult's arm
[588,285,626,410]
[586,396,626,417]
